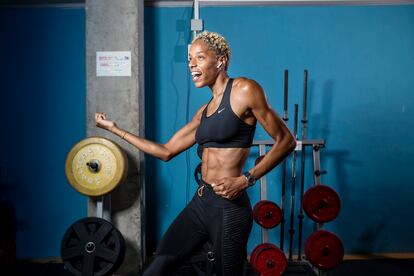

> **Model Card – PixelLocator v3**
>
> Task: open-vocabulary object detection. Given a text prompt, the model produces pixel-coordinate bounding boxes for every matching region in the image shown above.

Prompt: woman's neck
[209,73,229,98]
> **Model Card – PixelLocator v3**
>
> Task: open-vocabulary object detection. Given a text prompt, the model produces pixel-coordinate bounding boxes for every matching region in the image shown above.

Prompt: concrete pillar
[86,0,145,274]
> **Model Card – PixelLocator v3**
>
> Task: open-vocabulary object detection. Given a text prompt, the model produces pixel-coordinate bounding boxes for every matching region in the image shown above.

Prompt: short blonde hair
[193,31,231,70]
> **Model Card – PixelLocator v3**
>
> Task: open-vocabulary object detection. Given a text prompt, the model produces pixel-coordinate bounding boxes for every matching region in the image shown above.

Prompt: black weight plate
[61,217,125,276]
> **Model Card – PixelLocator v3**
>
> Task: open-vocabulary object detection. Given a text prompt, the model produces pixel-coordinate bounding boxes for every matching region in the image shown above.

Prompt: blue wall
[0,7,86,258]
[0,4,413,259]
[144,4,414,255]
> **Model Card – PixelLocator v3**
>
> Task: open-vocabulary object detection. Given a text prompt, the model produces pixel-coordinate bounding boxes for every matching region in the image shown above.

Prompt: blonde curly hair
[193,31,231,70]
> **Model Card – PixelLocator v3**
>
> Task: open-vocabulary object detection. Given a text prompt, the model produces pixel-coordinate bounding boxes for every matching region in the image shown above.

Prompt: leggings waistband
[196,179,251,208]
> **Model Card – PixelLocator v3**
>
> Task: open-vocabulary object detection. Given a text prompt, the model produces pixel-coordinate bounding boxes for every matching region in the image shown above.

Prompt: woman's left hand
[211,176,248,200]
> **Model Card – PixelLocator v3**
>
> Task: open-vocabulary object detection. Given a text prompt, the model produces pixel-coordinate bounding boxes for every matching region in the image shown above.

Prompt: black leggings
[143,180,253,276]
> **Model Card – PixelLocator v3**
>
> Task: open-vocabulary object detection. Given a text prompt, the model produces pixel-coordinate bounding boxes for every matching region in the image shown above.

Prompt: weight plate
[303,185,341,223]
[250,243,287,276]
[305,230,344,270]
[61,217,126,276]
[65,137,128,196]
[253,200,282,229]
[194,163,202,185]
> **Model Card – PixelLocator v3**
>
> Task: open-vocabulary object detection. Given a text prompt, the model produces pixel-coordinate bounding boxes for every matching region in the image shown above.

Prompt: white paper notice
[96,51,131,77]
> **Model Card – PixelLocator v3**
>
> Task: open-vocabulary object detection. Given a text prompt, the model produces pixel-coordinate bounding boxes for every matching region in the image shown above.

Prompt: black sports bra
[195,79,256,148]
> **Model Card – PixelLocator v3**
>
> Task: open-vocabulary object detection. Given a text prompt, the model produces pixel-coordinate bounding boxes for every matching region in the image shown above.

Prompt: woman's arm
[95,105,206,161]
[243,79,297,180]
[212,79,296,199]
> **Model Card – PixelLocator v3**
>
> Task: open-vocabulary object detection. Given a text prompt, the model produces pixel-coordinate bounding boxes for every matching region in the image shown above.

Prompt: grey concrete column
[86,0,145,274]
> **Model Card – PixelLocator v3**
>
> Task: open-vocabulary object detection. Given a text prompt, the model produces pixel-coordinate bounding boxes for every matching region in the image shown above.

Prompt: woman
[95,31,296,275]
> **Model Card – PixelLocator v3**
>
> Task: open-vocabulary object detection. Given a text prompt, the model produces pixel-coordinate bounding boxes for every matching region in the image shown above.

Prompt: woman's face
[188,39,221,88]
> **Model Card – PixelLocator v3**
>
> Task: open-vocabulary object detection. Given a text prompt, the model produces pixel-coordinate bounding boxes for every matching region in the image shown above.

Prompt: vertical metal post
[288,104,299,260]
[312,145,326,232]
[95,195,111,222]
[259,144,269,243]
[280,69,289,251]
[297,70,308,259]
[312,146,322,186]
[193,0,200,38]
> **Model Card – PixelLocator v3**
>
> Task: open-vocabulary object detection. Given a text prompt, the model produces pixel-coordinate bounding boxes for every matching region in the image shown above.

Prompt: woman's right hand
[95,112,116,131]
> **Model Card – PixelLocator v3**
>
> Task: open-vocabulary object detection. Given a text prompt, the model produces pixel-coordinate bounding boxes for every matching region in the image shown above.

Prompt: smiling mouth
[191,71,202,82]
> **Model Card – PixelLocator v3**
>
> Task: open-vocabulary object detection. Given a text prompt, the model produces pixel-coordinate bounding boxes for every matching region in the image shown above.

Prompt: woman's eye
[198,56,204,60]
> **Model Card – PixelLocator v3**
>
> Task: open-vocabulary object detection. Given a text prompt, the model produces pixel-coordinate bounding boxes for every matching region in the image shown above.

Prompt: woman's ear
[217,56,227,69]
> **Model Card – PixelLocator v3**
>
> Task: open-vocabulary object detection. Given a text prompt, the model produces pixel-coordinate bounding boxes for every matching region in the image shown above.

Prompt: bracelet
[121,131,128,140]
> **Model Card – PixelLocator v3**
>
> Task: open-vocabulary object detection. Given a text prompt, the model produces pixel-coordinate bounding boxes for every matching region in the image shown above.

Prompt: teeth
[192,72,201,76]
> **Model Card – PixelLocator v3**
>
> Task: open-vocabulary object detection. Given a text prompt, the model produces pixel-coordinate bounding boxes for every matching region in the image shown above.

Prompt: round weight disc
[303,185,341,223]
[61,217,126,276]
[305,230,344,270]
[194,163,202,185]
[250,243,287,276]
[253,200,282,229]
[65,137,128,196]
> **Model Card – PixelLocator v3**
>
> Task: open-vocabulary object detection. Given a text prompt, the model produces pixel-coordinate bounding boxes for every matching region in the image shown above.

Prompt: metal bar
[280,69,289,251]
[144,1,414,8]
[193,0,200,39]
[312,145,322,186]
[283,70,289,121]
[96,196,104,218]
[312,145,326,232]
[96,195,112,222]
[259,144,269,243]
[259,144,267,201]
[297,69,308,260]
[288,104,299,260]
[252,139,325,147]
[104,194,112,222]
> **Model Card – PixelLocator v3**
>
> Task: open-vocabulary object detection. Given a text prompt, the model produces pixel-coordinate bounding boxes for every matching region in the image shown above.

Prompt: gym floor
[5,258,414,276]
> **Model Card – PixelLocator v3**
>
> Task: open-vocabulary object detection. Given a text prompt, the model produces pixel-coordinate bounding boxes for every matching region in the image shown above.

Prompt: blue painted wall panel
[0,7,86,258]
[0,3,413,259]
[144,5,414,255]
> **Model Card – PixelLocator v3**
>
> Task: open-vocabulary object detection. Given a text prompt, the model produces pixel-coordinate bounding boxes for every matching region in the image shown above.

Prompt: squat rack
[251,138,327,276]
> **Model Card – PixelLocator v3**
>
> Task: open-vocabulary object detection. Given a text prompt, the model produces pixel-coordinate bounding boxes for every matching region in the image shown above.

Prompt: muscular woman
[95,31,296,275]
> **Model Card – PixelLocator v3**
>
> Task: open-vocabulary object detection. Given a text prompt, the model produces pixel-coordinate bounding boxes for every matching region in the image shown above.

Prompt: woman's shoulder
[192,103,208,122]
[232,77,264,97]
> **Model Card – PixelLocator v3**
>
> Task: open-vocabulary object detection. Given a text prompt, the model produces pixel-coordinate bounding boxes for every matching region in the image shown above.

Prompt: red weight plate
[250,243,287,276]
[253,200,282,229]
[303,185,341,223]
[305,230,344,270]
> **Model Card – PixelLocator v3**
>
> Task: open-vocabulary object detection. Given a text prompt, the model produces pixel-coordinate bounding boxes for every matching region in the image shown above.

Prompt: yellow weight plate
[65,137,128,196]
